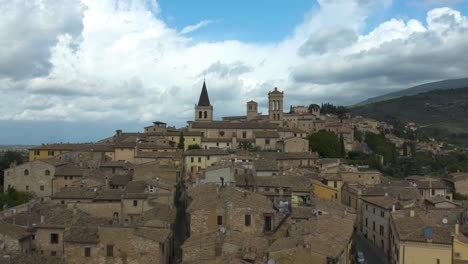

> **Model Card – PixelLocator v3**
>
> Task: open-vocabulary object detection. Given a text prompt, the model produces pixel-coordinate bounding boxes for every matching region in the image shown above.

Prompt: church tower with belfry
[195,81,213,122]
[268,87,284,124]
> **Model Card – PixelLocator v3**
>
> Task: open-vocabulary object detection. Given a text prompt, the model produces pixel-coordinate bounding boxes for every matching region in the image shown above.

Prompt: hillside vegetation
[351,87,468,146]
[358,78,468,105]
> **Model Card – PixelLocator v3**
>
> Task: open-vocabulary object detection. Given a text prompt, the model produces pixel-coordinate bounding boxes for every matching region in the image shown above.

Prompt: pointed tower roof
[197,81,211,106]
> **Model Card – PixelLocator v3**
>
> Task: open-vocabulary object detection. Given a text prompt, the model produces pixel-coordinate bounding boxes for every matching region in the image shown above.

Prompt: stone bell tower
[268,87,283,123]
[195,81,213,122]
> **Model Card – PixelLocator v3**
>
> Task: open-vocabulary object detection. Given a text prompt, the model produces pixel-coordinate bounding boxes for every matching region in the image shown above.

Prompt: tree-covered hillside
[351,87,468,146]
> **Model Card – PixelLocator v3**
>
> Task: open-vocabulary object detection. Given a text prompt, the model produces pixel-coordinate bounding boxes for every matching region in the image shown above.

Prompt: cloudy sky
[1,0,468,144]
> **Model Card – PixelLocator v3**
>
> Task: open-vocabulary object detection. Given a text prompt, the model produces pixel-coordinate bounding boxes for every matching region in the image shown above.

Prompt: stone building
[0,222,32,253]
[186,184,279,236]
[4,158,70,198]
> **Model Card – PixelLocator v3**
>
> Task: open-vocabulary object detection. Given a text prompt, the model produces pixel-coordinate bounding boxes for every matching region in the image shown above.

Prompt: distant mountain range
[351,87,468,146]
[357,78,468,105]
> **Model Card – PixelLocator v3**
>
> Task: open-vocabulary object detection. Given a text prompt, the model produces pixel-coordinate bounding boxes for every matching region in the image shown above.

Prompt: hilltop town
[0,82,468,264]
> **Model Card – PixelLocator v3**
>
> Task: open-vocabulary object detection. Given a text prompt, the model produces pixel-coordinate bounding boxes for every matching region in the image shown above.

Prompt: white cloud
[0,0,467,127]
[180,20,213,34]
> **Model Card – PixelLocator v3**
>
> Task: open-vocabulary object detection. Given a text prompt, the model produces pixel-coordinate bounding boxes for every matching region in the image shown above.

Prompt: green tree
[308,130,342,158]
[187,144,201,150]
[1,150,25,187]
[177,133,185,150]
[308,104,320,113]
[0,187,31,208]
[238,140,253,151]
[339,133,346,158]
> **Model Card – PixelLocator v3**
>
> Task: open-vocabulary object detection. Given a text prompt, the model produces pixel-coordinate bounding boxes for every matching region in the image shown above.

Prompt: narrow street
[353,233,389,264]
[173,183,187,263]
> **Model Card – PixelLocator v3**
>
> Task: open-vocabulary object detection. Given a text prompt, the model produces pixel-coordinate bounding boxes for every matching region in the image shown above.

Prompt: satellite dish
[219,227,226,234]
[442,217,448,224]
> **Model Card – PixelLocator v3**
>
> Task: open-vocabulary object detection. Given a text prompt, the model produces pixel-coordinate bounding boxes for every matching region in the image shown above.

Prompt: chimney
[40,215,45,224]
[456,223,460,235]
[392,204,396,213]
[116,130,122,137]
[410,210,415,217]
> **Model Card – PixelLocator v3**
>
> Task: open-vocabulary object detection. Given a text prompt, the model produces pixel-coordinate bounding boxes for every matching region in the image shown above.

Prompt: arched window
[24,169,29,176]
[204,111,208,118]
[45,170,50,176]
[199,111,202,118]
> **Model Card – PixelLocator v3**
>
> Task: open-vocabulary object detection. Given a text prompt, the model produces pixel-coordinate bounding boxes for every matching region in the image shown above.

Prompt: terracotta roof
[137,143,176,150]
[258,152,318,160]
[3,203,109,228]
[392,209,461,245]
[64,226,99,244]
[201,138,232,142]
[0,222,30,240]
[413,180,447,189]
[146,131,203,137]
[197,81,211,106]
[362,196,396,210]
[109,174,132,186]
[54,163,84,176]
[52,188,97,200]
[125,181,146,193]
[141,202,176,225]
[93,190,125,201]
[253,158,278,172]
[187,184,274,213]
[30,143,113,152]
[425,196,458,205]
[269,212,355,258]
[133,227,171,243]
[135,151,182,159]
[184,149,229,156]
[255,176,310,192]
[254,131,280,138]
[190,121,278,129]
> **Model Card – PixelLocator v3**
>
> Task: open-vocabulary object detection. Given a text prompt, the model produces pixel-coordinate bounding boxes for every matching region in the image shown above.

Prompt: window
[84,247,91,257]
[366,204,368,210]
[25,185,29,191]
[191,157,194,163]
[437,259,440,264]
[217,215,223,225]
[432,189,435,196]
[381,211,385,218]
[373,208,376,214]
[133,200,138,207]
[48,151,54,156]
[50,233,59,244]
[106,245,114,257]
[242,131,247,138]
[51,251,57,256]
[64,176,68,180]
[372,221,375,232]
[204,111,208,118]
[198,111,202,119]
[45,170,50,176]
[193,138,195,142]
[34,150,40,155]
[245,214,251,226]
[333,181,337,188]
[219,131,225,137]
[198,157,201,163]
[207,156,210,160]
[24,169,29,176]
[265,139,270,145]
[365,218,368,227]
[40,185,45,191]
